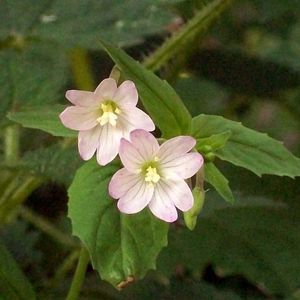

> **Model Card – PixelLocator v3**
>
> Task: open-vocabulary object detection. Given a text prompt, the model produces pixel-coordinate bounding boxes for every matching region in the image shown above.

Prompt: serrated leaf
[100,40,191,138]
[0,0,174,50]
[68,160,169,286]
[0,44,67,125]
[158,203,300,296]
[7,105,76,137]
[192,114,300,177]
[0,240,36,300]
[205,162,234,203]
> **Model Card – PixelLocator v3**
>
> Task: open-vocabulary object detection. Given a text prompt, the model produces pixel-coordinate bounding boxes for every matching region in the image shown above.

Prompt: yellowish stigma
[144,166,160,184]
[97,102,121,127]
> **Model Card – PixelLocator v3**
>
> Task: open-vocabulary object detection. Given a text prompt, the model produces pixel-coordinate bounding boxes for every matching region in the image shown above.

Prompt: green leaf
[0,0,174,50]
[0,240,36,300]
[159,202,300,296]
[0,44,67,125]
[7,105,76,137]
[205,162,234,203]
[100,40,191,138]
[192,114,300,177]
[68,160,169,286]
[20,144,83,186]
[196,130,231,153]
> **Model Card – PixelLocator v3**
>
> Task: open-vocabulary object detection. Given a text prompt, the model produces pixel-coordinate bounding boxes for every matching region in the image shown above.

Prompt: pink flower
[60,78,155,165]
[109,129,204,222]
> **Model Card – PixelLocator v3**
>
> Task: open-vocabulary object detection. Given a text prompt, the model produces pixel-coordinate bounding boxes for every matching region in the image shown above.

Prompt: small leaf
[205,162,234,203]
[192,114,300,177]
[0,240,36,300]
[196,130,231,153]
[100,40,191,138]
[68,160,169,286]
[7,105,76,137]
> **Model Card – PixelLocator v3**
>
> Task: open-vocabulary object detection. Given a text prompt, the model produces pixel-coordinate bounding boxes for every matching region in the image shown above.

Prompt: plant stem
[69,48,95,90]
[143,0,233,72]
[66,246,90,300]
[18,206,78,249]
[4,124,20,165]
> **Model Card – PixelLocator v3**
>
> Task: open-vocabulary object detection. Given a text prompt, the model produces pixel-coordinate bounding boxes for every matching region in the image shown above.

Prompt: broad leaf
[0,0,174,50]
[68,160,169,286]
[192,114,300,177]
[100,41,191,138]
[159,201,300,296]
[0,45,67,126]
[7,105,76,137]
[0,240,36,300]
[205,162,234,203]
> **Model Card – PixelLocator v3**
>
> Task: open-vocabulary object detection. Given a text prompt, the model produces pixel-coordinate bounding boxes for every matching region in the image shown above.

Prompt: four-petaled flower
[60,78,155,165]
[109,129,204,222]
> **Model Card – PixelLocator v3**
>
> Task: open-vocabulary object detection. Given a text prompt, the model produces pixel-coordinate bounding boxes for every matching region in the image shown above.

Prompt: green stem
[69,48,95,90]
[18,206,78,249]
[4,124,20,165]
[143,0,233,72]
[66,246,90,300]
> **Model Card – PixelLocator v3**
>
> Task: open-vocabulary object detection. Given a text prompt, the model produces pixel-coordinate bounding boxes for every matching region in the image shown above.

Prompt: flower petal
[96,125,122,165]
[120,108,155,132]
[65,90,98,107]
[114,80,138,107]
[157,136,196,163]
[78,126,101,160]
[119,138,144,172]
[59,106,98,130]
[129,129,159,161]
[94,78,117,99]
[159,178,193,211]
[117,180,154,214]
[148,184,178,222]
[109,168,141,199]
[161,152,203,179]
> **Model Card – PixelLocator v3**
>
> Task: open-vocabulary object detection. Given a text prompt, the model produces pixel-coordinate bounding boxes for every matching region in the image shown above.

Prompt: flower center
[145,166,160,184]
[97,101,121,127]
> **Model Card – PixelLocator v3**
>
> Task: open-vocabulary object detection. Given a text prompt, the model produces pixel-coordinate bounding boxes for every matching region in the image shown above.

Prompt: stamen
[145,166,160,184]
[97,102,120,127]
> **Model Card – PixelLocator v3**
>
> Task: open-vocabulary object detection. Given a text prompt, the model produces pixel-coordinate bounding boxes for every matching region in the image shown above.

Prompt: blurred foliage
[1,0,300,299]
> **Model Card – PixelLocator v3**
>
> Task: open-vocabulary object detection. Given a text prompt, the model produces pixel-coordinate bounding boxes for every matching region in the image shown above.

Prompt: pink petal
[59,106,98,130]
[78,126,101,160]
[120,108,155,132]
[129,129,159,161]
[109,168,140,199]
[117,180,154,214]
[148,184,178,222]
[159,179,194,211]
[96,125,122,165]
[65,90,99,107]
[94,78,117,99]
[161,152,203,179]
[119,138,145,172]
[114,80,138,107]
[157,136,196,163]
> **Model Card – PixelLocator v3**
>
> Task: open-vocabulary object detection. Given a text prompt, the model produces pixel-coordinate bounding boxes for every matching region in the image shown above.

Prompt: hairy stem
[66,246,90,300]
[143,0,233,72]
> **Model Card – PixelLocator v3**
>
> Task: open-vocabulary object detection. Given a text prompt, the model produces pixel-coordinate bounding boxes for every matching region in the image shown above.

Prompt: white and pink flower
[60,78,155,165]
[109,129,204,222]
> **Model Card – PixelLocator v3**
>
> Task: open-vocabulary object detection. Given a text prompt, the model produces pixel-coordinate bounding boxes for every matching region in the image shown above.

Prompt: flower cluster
[60,78,203,222]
